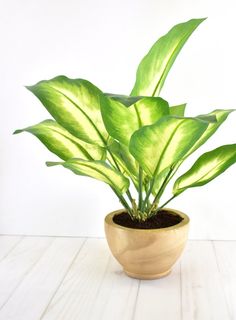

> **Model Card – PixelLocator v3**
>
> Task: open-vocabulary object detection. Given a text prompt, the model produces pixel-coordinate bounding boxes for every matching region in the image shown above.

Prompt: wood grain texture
[213,241,236,320]
[0,237,53,311]
[134,262,181,320]
[105,209,189,279]
[0,236,23,261]
[0,237,235,320]
[181,241,231,320]
[0,237,84,320]
[84,257,139,320]
[41,238,139,320]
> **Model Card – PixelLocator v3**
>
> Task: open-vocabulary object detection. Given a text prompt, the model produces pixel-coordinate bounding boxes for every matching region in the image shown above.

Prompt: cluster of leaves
[15,18,236,221]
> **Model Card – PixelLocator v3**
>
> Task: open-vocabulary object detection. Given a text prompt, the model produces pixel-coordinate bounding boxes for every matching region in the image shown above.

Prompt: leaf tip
[25,85,35,92]
[194,17,207,23]
[46,161,61,167]
[13,129,22,135]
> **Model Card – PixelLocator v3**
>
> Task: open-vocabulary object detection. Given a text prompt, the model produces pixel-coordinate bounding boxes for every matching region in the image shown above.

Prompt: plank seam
[211,241,233,320]
[180,261,183,320]
[0,237,55,312]
[1,234,236,241]
[86,254,112,319]
[39,237,87,320]
[0,236,24,264]
[131,279,141,320]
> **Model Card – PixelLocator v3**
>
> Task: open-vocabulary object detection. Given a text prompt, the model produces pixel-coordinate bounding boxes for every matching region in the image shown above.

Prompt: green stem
[107,146,133,203]
[166,166,179,185]
[157,195,176,212]
[163,161,183,189]
[110,186,133,217]
[144,179,151,209]
[107,147,121,171]
[152,168,174,206]
[126,189,133,202]
[142,178,155,210]
[138,166,143,210]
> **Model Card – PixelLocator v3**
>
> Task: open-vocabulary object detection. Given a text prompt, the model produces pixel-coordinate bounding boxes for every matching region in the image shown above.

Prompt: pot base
[124,268,171,280]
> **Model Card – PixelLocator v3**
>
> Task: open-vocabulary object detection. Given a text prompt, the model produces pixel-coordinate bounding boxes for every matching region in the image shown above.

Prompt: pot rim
[105,208,190,233]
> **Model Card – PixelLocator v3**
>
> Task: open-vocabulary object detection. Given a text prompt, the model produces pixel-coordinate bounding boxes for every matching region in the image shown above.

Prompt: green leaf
[46,159,130,194]
[129,116,208,177]
[170,104,186,116]
[185,109,234,157]
[196,114,217,123]
[151,109,217,194]
[105,93,143,107]
[27,76,110,147]
[131,18,206,97]
[14,120,105,161]
[152,167,171,195]
[173,144,236,195]
[135,97,170,126]
[108,141,138,179]
[100,95,169,146]
[153,110,232,195]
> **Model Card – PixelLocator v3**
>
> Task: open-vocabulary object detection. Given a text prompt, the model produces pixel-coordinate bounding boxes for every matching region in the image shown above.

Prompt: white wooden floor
[0,236,235,320]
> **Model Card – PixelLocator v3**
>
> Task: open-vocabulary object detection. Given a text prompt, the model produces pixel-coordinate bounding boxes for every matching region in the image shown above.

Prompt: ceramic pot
[104,208,189,280]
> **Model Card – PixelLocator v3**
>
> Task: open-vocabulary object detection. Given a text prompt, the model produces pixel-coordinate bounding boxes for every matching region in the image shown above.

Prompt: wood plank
[40,238,109,320]
[87,257,139,320]
[41,238,139,320]
[181,241,231,320]
[0,237,234,320]
[133,262,181,320]
[213,241,236,320]
[0,236,23,261]
[0,236,53,311]
[0,237,85,320]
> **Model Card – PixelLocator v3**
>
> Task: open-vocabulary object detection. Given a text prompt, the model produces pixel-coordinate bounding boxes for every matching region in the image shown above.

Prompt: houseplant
[14,18,236,279]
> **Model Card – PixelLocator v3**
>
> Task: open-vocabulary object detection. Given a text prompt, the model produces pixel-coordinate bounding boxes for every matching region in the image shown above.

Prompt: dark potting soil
[113,210,183,229]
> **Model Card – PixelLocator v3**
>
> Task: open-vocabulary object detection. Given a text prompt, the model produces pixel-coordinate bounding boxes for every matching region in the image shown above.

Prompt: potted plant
[14,18,236,279]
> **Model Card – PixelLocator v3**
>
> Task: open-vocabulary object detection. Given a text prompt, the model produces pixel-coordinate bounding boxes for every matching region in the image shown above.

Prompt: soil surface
[113,210,183,229]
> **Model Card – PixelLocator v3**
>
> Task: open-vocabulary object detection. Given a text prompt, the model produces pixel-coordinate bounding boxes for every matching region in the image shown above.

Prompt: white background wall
[1,0,236,239]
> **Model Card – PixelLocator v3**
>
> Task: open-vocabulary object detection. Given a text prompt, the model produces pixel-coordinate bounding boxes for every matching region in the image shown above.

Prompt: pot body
[104,208,189,280]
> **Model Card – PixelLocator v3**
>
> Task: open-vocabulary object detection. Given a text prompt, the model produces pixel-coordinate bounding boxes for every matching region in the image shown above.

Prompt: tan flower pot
[104,208,189,280]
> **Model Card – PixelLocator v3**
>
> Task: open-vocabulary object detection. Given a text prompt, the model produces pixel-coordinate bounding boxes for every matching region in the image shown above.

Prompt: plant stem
[163,161,182,190]
[144,179,151,208]
[107,147,121,171]
[151,168,174,206]
[138,166,143,210]
[107,146,133,203]
[142,178,155,210]
[157,195,176,211]
[110,186,133,216]
[126,189,133,202]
